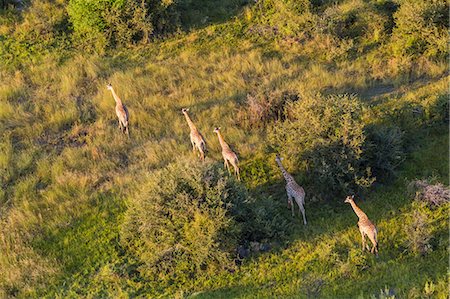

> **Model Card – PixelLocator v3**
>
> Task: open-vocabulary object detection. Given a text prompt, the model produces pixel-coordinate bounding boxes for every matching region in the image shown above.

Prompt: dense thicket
[391,0,448,59]
[67,0,180,51]
[269,94,375,199]
[121,160,287,286]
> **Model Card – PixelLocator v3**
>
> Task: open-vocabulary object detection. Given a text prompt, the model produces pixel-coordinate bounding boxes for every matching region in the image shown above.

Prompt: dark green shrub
[120,159,286,286]
[0,0,19,10]
[269,94,374,200]
[390,0,448,58]
[319,2,388,43]
[364,125,405,181]
[67,0,179,52]
[427,94,448,124]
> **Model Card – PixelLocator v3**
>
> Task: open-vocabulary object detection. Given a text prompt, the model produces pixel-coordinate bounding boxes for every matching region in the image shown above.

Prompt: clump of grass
[236,90,297,129]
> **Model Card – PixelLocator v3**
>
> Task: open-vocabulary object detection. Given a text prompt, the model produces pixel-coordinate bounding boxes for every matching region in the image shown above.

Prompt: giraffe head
[275,155,284,163]
[344,195,355,203]
[181,108,189,114]
[106,83,113,90]
[213,127,221,133]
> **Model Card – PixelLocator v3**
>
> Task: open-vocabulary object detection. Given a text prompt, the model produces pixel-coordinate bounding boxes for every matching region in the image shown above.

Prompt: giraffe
[213,127,240,180]
[275,155,307,225]
[182,108,207,161]
[344,195,378,255]
[106,83,129,137]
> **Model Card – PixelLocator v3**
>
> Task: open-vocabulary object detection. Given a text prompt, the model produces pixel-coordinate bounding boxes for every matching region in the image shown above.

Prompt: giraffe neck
[216,132,230,150]
[183,113,197,131]
[276,159,293,183]
[349,200,368,219]
[110,88,122,105]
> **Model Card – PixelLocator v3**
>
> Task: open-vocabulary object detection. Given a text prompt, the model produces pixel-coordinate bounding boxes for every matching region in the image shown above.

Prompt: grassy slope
[0,0,448,298]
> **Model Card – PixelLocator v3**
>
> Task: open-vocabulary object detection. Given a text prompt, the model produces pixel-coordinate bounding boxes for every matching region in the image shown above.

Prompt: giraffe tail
[200,140,207,153]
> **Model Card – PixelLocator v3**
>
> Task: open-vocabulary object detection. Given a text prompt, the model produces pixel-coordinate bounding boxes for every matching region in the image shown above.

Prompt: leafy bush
[269,94,374,199]
[0,0,70,64]
[120,159,286,287]
[427,93,449,124]
[319,1,388,43]
[364,125,404,181]
[404,210,432,255]
[67,0,179,52]
[390,0,449,58]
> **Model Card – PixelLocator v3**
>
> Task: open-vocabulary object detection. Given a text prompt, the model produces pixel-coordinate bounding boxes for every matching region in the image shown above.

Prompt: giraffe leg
[369,235,378,256]
[288,195,295,217]
[199,148,205,161]
[231,161,240,181]
[224,159,231,173]
[125,125,129,137]
[299,203,307,225]
[360,230,366,251]
[118,120,123,130]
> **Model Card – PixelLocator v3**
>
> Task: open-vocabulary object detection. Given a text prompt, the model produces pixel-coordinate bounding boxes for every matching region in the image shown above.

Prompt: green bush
[404,209,433,256]
[318,1,389,44]
[269,94,374,199]
[67,0,179,52]
[364,125,405,182]
[427,94,449,124]
[0,0,70,64]
[120,159,286,287]
[390,0,448,58]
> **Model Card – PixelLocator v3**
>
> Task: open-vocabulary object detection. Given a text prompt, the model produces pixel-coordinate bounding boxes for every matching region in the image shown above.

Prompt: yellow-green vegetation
[0,0,448,298]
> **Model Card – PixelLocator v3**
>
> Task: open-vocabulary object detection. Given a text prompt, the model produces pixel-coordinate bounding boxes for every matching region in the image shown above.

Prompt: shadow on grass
[198,127,448,298]
[178,0,250,32]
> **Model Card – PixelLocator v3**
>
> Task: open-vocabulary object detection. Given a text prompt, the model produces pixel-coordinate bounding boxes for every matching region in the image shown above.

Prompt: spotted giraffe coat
[275,156,307,225]
[345,196,378,255]
[182,109,207,160]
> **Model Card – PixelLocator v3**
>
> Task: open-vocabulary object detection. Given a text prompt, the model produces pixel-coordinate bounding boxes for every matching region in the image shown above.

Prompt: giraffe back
[286,179,305,202]
[222,145,238,161]
[116,103,129,125]
[358,216,376,233]
[190,128,205,145]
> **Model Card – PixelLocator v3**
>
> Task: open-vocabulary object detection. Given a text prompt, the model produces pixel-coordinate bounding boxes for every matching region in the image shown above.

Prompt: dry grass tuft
[236,90,297,129]
[408,180,450,207]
